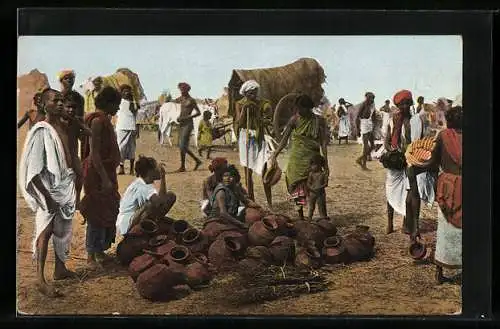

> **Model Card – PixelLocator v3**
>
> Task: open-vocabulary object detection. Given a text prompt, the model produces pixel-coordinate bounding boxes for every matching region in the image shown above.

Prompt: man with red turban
[172,82,203,172]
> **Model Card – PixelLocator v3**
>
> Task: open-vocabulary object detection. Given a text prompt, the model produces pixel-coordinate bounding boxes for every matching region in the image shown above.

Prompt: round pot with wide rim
[322,236,347,264]
[170,220,191,242]
[268,235,296,264]
[248,217,279,246]
[128,253,158,282]
[116,235,150,266]
[181,228,210,255]
[185,253,213,288]
[135,263,185,301]
[201,218,244,243]
[245,207,263,225]
[294,244,323,269]
[208,236,246,271]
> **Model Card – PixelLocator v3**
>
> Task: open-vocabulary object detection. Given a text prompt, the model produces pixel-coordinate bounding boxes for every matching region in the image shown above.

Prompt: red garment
[178,82,191,93]
[79,111,121,228]
[436,129,462,229]
[393,89,413,106]
[208,157,228,172]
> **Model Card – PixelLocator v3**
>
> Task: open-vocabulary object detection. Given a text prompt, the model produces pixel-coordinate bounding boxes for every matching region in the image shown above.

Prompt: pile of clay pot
[116,208,376,301]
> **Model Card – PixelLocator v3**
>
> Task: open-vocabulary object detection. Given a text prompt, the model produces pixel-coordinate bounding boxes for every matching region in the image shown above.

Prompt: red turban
[178,82,191,93]
[208,157,228,172]
[393,90,413,106]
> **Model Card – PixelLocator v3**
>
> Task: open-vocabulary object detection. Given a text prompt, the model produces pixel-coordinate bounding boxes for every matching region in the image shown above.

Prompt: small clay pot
[170,220,191,242]
[149,235,170,248]
[268,235,296,264]
[295,245,323,269]
[293,220,327,248]
[316,218,338,237]
[140,219,159,235]
[248,217,279,246]
[409,241,427,260]
[208,236,245,271]
[181,228,210,255]
[156,216,175,235]
[322,236,347,264]
[135,263,185,300]
[129,253,157,281]
[343,235,373,263]
[166,245,192,265]
[245,207,264,225]
[185,253,212,288]
[202,218,244,243]
[116,235,149,266]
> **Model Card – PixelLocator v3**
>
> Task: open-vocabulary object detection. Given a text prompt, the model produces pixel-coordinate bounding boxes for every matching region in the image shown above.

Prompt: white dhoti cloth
[385,169,436,217]
[434,206,462,268]
[117,129,137,161]
[238,128,273,176]
[18,121,76,261]
[338,116,351,138]
[360,118,373,135]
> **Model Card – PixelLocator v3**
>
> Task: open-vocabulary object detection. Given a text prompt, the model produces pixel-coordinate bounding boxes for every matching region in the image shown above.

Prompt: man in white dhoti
[336,98,351,145]
[18,88,78,297]
[355,92,376,169]
[235,80,274,206]
[116,84,139,175]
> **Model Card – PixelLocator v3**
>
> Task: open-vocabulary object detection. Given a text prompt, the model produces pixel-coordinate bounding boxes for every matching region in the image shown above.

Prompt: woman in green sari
[269,94,330,220]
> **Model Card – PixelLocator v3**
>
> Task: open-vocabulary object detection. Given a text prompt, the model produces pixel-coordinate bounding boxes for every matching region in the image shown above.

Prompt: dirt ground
[16,128,461,316]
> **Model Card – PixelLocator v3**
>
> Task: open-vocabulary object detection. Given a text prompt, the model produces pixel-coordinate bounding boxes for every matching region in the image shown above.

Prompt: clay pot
[248,217,279,246]
[409,241,427,260]
[294,245,323,269]
[342,235,372,263]
[140,219,159,235]
[185,253,212,288]
[322,236,347,264]
[116,235,149,266]
[165,245,192,269]
[245,207,263,224]
[293,220,327,247]
[245,246,273,265]
[208,236,246,271]
[316,218,338,237]
[170,220,191,242]
[128,253,157,281]
[153,239,177,257]
[135,263,185,301]
[268,236,296,264]
[355,225,375,248]
[181,228,210,255]
[156,216,175,235]
[238,258,266,273]
[202,218,244,243]
[149,234,170,248]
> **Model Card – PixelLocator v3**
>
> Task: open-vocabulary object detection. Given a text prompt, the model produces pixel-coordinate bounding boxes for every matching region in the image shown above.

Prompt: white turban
[239,80,260,96]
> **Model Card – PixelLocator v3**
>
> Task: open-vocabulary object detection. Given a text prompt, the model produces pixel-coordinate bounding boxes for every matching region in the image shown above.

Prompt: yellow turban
[58,70,75,81]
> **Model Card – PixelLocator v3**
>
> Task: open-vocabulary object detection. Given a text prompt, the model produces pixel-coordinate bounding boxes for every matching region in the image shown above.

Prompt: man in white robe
[18,89,77,297]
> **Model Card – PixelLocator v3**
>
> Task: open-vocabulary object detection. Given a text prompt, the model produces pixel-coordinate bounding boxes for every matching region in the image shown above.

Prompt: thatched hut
[227,58,326,121]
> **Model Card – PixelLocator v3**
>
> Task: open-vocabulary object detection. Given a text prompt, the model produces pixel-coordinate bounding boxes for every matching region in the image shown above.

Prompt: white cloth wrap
[239,80,260,96]
[338,113,351,138]
[18,121,76,261]
[359,118,373,135]
[238,128,273,176]
[435,206,462,267]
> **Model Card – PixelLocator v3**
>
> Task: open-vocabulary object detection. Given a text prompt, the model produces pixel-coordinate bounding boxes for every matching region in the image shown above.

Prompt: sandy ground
[16,128,461,316]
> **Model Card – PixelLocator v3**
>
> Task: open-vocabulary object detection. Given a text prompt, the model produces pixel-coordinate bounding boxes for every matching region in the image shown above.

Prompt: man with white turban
[235,80,274,206]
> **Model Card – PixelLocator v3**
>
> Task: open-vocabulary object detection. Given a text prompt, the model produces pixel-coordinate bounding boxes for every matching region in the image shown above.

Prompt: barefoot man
[356,92,376,169]
[18,88,78,297]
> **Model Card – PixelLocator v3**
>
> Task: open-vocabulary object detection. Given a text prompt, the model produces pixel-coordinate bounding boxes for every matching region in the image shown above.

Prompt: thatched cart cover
[17,69,50,119]
[227,58,326,120]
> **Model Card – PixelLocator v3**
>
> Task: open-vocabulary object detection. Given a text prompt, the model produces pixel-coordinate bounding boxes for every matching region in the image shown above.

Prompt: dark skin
[63,99,92,210]
[129,162,177,229]
[18,95,45,130]
[306,163,328,220]
[336,101,350,145]
[384,100,413,236]
[270,108,330,220]
[198,112,213,159]
[236,89,274,207]
[173,88,202,172]
[202,164,228,200]
[356,94,376,169]
[118,86,140,175]
[30,90,78,298]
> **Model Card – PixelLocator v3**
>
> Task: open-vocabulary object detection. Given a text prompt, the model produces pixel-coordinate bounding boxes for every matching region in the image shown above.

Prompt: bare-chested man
[356,92,376,170]
[17,92,45,130]
[18,88,78,297]
[173,82,202,172]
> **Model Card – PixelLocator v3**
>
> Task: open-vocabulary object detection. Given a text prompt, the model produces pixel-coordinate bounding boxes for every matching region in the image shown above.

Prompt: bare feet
[36,282,64,298]
[193,161,202,171]
[355,158,368,170]
[53,268,78,281]
[174,167,186,173]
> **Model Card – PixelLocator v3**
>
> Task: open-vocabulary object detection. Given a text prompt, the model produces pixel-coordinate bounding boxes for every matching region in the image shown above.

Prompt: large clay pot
[342,235,372,263]
[208,236,246,271]
[185,253,213,288]
[135,263,185,301]
[268,235,296,264]
[170,220,191,242]
[156,216,175,235]
[294,245,323,269]
[128,253,157,281]
[202,218,244,243]
[355,225,375,249]
[116,235,149,266]
[322,236,347,264]
[128,218,159,237]
[293,220,327,248]
[245,246,273,265]
[245,207,263,224]
[181,228,210,255]
[316,218,338,237]
[248,217,279,246]
[164,245,192,272]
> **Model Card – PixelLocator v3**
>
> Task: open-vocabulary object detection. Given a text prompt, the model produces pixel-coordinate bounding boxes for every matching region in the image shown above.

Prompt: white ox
[158,102,236,147]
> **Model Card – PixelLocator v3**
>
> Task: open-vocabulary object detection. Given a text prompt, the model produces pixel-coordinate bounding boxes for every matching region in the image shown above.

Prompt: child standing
[198,110,213,159]
[306,154,329,220]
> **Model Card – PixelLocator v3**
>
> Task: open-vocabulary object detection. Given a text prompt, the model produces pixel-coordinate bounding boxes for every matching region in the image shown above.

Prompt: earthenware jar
[164,245,192,273]
[293,220,327,247]
[135,263,185,301]
[322,236,347,264]
[208,236,246,271]
[170,220,191,243]
[156,216,175,235]
[268,235,296,264]
[152,238,177,258]
[185,253,213,288]
[181,228,210,255]
[316,218,338,237]
[248,217,279,246]
[128,253,157,281]
[201,218,243,243]
[116,235,150,266]
[245,207,263,224]
[294,245,323,269]
[342,235,371,263]
[245,246,274,265]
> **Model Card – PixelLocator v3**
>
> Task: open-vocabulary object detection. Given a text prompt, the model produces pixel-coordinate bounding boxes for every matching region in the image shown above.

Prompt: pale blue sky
[17,35,462,106]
